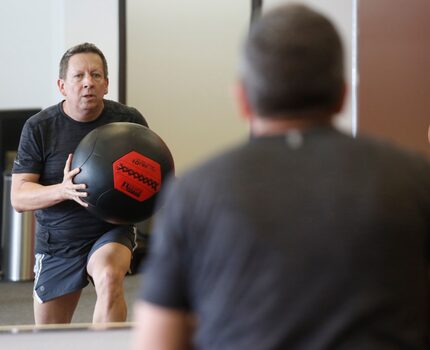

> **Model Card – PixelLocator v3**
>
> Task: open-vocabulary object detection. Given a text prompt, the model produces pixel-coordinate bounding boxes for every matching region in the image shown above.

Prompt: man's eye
[92,73,102,79]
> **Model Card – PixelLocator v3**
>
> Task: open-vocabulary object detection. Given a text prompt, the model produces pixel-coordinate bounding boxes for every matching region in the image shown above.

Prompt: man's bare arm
[132,301,194,350]
[11,154,88,212]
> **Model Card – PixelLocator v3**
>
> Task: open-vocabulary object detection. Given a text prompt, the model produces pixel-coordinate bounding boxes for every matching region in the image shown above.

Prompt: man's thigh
[34,289,82,324]
[33,253,89,303]
[86,226,135,278]
[87,242,132,278]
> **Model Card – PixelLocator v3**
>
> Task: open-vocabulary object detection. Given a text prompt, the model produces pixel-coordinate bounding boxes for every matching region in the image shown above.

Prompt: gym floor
[0,273,141,326]
[0,325,134,350]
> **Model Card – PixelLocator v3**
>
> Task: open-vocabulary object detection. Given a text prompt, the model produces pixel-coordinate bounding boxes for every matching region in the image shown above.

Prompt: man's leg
[87,242,132,323]
[34,290,82,324]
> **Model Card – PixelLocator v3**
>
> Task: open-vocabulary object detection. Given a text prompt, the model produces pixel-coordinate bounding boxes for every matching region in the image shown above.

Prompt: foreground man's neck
[250,112,333,137]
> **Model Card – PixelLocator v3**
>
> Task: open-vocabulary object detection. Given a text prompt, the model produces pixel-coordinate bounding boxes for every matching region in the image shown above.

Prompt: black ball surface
[71,122,174,224]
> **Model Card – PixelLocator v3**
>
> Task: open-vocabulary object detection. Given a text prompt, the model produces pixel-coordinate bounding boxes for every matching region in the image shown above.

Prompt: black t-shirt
[12,100,148,251]
[140,127,430,350]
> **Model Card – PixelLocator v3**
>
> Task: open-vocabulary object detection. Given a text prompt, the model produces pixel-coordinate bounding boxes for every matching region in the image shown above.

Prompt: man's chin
[78,101,104,116]
[80,99,103,110]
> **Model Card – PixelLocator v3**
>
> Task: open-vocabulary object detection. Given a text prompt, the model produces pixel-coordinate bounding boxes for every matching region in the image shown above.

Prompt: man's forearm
[11,181,65,212]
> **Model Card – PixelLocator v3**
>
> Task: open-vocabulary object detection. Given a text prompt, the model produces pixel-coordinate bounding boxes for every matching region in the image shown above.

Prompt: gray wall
[127,0,355,174]
[0,0,355,173]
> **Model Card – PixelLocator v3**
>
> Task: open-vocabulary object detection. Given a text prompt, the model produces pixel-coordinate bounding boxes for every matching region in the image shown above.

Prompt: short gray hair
[59,42,108,79]
[240,4,344,117]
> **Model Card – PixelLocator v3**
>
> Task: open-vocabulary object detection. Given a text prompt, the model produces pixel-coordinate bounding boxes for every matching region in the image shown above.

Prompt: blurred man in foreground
[132,4,430,349]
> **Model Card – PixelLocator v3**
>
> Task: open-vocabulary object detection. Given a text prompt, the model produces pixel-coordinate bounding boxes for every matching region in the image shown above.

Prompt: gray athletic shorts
[33,226,136,303]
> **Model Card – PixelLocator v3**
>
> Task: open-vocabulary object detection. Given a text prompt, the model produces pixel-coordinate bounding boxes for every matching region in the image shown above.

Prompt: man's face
[58,53,108,117]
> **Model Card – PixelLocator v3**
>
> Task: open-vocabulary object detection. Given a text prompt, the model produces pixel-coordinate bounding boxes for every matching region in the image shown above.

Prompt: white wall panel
[0,0,120,110]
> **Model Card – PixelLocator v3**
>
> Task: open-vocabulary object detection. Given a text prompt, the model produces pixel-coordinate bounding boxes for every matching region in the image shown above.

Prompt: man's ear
[104,77,109,95]
[234,80,253,121]
[57,79,66,97]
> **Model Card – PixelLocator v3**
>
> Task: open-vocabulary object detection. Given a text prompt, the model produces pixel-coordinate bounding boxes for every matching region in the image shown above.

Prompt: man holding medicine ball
[11,42,147,324]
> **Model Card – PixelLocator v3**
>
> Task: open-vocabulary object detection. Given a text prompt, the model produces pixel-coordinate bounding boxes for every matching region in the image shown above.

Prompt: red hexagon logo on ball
[113,151,161,202]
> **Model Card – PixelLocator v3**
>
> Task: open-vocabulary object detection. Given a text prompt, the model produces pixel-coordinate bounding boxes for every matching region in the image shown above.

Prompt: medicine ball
[71,122,174,224]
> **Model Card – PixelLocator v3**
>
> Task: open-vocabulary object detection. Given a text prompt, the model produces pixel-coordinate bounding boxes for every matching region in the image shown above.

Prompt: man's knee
[93,266,126,297]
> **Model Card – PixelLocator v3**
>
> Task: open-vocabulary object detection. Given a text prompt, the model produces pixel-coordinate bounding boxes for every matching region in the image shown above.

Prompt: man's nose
[83,74,94,88]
